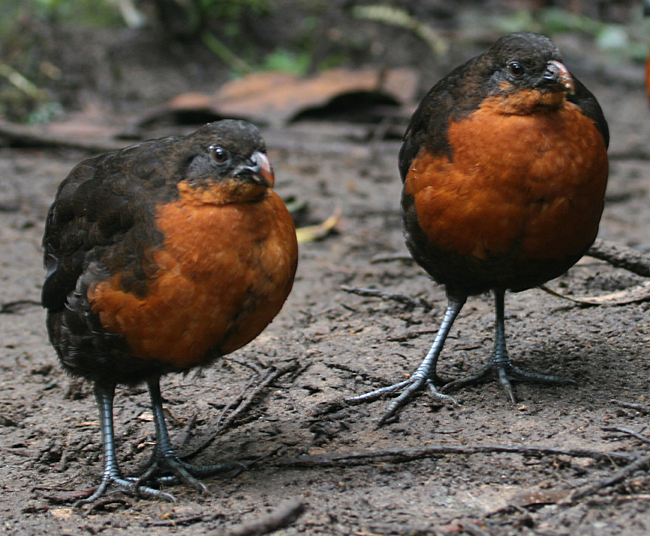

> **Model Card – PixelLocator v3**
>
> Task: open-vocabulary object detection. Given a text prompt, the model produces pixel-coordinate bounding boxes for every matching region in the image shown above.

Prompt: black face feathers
[486,33,562,66]
[479,33,570,95]
[182,120,269,186]
[189,120,267,162]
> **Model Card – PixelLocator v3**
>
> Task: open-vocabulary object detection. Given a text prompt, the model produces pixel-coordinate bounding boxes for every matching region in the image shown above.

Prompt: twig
[114,0,147,29]
[602,426,650,446]
[369,116,393,144]
[211,498,305,536]
[32,486,95,504]
[387,329,437,342]
[587,238,650,278]
[370,253,414,264]
[341,285,433,311]
[0,299,42,314]
[0,63,46,99]
[537,238,650,306]
[326,362,392,385]
[609,149,650,161]
[172,412,197,449]
[201,31,254,74]
[568,454,650,502]
[179,376,261,458]
[276,444,635,468]
[462,522,492,536]
[149,514,215,527]
[539,281,650,306]
[612,400,650,415]
[223,357,266,375]
[352,5,448,56]
[182,362,300,459]
[2,446,34,457]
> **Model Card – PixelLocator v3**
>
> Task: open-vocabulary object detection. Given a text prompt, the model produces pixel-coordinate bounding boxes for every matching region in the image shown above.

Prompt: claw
[137,457,242,495]
[80,381,242,505]
[441,290,575,402]
[349,288,574,421]
[347,293,466,424]
[426,379,458,405]
[378,377,428,425]
[143,379,243,495]
[346,379,412,404]
[378,377,458,425]
[74,475,176,507]
[441,360,575,402]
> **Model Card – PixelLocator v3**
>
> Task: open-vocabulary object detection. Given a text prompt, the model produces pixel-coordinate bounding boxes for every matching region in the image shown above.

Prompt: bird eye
[210,146,229,163]
[508,62,524,78]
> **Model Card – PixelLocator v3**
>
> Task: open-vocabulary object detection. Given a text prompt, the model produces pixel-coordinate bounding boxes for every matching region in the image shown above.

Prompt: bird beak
[544,60,575,94]
[235,151,275,188]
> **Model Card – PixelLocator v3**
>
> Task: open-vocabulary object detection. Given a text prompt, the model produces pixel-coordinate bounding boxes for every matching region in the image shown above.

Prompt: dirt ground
[3,6,650,536]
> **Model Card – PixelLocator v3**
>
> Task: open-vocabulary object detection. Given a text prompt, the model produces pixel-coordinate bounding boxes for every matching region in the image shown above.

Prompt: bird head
[480,33,576,114]
[179,120,275,205]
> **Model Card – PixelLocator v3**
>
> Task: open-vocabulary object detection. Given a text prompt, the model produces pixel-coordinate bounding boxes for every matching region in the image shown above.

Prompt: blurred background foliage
[0,0,648,123]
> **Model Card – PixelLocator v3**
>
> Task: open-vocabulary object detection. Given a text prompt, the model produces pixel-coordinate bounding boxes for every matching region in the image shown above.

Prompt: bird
[42,119,299,502]
[349,33,609,424]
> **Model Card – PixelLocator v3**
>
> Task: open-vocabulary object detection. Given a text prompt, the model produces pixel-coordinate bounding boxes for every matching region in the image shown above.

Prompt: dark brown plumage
[350,33,609,423]
[43,120,298,501]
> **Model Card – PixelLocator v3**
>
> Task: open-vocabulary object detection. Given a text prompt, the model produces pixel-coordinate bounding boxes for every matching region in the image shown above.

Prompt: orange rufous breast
[404,99,608,262]
[88,186,298,368]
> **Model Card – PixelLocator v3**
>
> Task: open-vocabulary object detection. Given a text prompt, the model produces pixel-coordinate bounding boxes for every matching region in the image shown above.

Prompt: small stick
[326,362,392,385]
[277,444,635,468]
[0,63,46,99]
[149,514,215,527]
[462,522,492,536]
[370,253,414,264]
[200,31,254,74]
[387,329,437,342]
[587,238,650,278]
[0,299,42,314]
[223,357,266,375]
[612,400,650,415]
[211,498,305,536]
[568,454,650,502]
[172,412,198,449]
[341,285,432,311]
[602,426,650,446]
[182,362,300,459]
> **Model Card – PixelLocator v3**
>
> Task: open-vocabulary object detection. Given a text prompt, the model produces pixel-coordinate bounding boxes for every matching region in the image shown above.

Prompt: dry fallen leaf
[540,281,650,306]
[50,508,74,520]
[296,207,342,244]
[73,421,99,427]
[146,68,419,127]
[508,487,572,507]
[139,410,154,422]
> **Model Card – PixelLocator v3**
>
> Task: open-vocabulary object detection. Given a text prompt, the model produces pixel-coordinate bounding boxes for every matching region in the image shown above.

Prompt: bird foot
[347,375,458,426]
[75,459,243,506]
[137,456,245,495]
[74,474,176,506]
[440,361,576,403]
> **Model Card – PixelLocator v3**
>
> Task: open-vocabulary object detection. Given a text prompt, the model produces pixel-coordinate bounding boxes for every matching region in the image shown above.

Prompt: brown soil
[2,5,650,536]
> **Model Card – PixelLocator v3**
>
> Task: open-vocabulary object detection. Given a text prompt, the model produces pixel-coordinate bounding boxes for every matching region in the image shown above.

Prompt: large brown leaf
[143,68,419,127]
